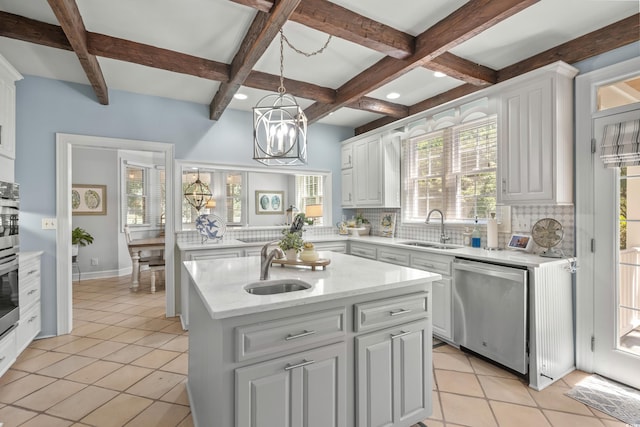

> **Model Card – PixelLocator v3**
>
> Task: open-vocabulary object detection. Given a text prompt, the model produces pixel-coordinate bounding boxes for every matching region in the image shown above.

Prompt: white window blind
[225,173,243,225]
[125,165,146,225]
[600,119,640,168]
[296,175,324,224]
[403,115,497,222]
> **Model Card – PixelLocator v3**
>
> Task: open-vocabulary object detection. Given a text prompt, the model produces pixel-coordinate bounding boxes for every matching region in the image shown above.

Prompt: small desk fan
[531,218,564,258]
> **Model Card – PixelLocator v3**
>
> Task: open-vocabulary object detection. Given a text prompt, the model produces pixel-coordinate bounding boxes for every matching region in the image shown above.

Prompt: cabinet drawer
[354,292,429,332]
[0,329,17,377]
[189,249,243,261]
[19,258,41,286]
[410,253,452,276]
[17,303,41,354]
[20,279,40,314]
[235,308,346,362]
[377,248,410,266]
[349,243,377,259]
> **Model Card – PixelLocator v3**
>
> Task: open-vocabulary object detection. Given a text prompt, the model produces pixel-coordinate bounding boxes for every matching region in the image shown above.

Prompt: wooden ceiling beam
[233,0,498,84]
[304,0,538,123]
[47,0,109,104]
[88,33,230,82]
[356,13,640,135]
[245,70,336,103]
[0,11,72,50]
[346,97,409,118]
[498,13,640,82]
[210,0,301,121]
[428,53,497,86]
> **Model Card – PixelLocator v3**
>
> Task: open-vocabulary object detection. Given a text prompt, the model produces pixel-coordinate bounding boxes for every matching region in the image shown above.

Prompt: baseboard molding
[73,267,131,282]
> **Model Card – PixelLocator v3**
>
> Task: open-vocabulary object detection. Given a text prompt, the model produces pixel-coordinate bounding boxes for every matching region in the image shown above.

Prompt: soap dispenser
[471,216,482,248]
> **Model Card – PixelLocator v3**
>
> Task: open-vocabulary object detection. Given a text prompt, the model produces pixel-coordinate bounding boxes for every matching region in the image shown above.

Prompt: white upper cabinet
[0,54,23,182]
[343,131,400,208]
[341,142,353,169]
[498,62,578,205]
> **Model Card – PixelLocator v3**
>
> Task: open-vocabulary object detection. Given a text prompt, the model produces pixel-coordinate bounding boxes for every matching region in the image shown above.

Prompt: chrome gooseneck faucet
[260,240,284,280]
[426,209,450,244]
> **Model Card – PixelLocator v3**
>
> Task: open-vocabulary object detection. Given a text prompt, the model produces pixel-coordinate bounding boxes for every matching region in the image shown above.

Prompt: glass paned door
[593,110,640,389]
[618,166,640,355]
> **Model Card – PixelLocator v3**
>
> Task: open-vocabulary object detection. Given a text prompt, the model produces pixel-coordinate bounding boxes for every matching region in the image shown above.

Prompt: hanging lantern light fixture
[253,30,331,166]
[184,169,212,212]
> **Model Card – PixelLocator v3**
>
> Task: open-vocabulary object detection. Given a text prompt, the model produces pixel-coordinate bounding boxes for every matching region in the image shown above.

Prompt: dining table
[127,236,165,291]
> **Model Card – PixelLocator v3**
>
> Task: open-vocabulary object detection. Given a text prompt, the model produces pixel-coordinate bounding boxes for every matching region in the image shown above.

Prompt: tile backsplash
[177,205,575,257]
[345,205,575,256]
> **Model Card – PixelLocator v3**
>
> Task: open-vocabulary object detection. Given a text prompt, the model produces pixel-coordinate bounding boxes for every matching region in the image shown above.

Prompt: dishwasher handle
[453,259,527,283]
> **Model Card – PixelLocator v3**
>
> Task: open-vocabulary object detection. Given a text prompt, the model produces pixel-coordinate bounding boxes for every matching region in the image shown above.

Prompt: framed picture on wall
[255,190,284,215]
[72,184,107,215]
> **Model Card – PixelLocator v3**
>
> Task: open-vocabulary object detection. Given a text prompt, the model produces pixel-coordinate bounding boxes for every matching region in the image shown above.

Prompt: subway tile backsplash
[177,205,575,257]
[345,205,575,256]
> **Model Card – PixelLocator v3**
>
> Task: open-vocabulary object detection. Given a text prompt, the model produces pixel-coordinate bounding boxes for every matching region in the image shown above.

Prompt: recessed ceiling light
[234,93,248,100]
[386,92,401,100]
[433,71,447,78]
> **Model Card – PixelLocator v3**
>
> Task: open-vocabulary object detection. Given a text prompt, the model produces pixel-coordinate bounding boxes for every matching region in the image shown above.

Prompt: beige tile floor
[0,274,631,426]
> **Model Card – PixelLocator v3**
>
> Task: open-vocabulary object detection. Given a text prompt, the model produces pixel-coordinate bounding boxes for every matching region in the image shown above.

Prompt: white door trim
[55,133,175,335]
[575,56,640,373]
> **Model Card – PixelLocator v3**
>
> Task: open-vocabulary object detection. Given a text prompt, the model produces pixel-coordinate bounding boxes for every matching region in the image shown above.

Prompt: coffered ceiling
[0,0,637,133]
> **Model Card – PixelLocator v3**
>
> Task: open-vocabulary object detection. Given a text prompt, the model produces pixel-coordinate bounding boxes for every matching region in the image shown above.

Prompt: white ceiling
[0,0,637,129]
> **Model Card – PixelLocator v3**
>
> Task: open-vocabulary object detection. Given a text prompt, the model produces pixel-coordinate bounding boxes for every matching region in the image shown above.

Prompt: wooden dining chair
[124,225,163,288]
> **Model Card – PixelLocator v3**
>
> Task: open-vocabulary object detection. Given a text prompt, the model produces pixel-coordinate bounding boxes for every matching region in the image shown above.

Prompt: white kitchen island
[183,251,441,427]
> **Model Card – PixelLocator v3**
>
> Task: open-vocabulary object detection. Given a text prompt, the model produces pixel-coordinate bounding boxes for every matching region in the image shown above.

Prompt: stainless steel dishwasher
[453,258,528,375]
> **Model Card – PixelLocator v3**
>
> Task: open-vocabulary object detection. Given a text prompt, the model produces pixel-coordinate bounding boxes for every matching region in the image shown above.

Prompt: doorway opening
[56,134,175,336]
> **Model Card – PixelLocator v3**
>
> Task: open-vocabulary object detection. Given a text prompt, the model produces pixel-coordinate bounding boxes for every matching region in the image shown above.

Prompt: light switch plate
[42,218,57,229]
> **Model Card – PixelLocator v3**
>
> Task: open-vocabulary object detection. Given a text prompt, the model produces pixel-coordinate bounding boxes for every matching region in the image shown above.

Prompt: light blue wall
[15,75,353,336]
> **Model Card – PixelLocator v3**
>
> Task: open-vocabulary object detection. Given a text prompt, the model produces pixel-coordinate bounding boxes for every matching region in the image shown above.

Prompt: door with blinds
[592,107,640,389]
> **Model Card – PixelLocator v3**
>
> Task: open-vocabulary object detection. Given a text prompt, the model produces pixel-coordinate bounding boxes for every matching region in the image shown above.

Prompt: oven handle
[453,259,526,283]
[0,257,18,276]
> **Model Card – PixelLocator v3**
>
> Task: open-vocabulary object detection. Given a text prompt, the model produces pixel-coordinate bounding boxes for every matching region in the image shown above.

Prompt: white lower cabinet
[236,342,346,427]
[429,277,452,340]
[356,319,432,427]
[0,329,16,377]
[18,253,42,354]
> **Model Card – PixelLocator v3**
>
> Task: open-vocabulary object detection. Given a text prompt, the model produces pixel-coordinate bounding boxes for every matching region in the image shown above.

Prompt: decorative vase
[300,248,319,262]
[285,249,298,261]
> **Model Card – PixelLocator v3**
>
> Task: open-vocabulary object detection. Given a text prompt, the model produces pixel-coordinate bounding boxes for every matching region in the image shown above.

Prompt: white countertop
[176,235,349,251]
[184,251,440,320]
[347,235,573,268]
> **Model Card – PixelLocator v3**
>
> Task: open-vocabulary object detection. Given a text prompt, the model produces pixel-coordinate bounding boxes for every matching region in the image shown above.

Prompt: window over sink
[402,101,497,224]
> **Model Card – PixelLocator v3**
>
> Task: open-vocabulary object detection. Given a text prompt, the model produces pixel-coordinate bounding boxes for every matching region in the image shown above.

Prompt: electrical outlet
[91,258,99,266]
[42,218,57,229]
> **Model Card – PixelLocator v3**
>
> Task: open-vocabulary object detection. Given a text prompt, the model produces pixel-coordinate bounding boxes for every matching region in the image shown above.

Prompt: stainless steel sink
[399,241,461,250]
[244,279,312,295]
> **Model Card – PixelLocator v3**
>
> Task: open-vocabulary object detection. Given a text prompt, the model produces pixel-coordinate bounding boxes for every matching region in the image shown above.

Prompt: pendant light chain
[277,29,332,94]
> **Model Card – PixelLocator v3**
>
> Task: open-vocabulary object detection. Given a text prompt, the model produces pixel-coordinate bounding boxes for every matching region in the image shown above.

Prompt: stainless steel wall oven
[0,181,19,338]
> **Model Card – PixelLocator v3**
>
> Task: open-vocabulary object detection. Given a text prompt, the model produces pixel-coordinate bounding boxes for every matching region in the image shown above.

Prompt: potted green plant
[355,212,371,235]
[278,230,304,260]
[72,227,94,258]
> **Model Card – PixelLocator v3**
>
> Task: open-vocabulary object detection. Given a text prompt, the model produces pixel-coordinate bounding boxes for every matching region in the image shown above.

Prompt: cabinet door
[354,137,382,206]
[236,342,346,427]
[341,143,353,169]
[341,169,354,207]
[356,319,432,427]
[431,277,452,340]
[499,78,553,204]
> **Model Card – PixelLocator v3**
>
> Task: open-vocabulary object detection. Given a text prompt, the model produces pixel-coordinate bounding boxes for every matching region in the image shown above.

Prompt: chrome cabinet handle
[284,359,315,371]
[390,331,412,340]
[285,330,316,341]
[502,178,507,194]
[390,308,411,317]
[27,269,38,275]
[415,261,434,269]
[28,315,37,322]
[27,289,37,295]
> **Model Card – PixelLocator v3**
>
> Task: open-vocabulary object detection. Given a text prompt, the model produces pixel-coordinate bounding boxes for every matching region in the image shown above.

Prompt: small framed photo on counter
[507,234,533,252]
